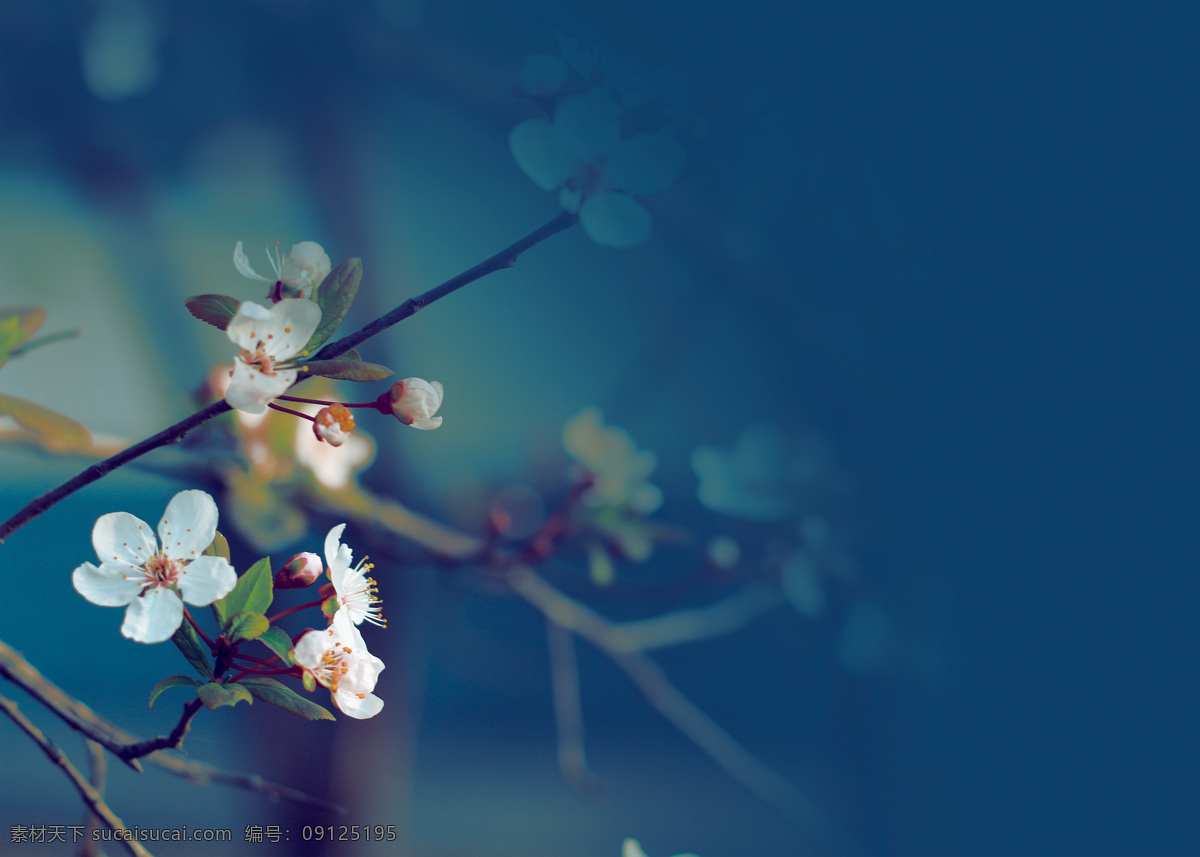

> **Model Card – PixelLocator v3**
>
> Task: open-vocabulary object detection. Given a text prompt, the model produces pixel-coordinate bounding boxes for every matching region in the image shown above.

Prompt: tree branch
[0,693,152,857]
[0,210,578,546]
[546,620,604,798]
[0,638,344,814]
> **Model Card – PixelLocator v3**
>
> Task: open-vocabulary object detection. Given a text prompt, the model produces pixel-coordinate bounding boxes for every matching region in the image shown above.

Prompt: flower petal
[605,133,686,196]
[233,241,271,282]
[92,511,157,568]
[121,587,183,644]
[409,416,443,430]
[226,300,276,351]
[280,242,331,294]
[73,561,142,606]
[225,361,297,415]
[158,490,219,560]
[263,299,322,359]
[324,523,350,572]
[334,686,384,719]
[579,191,652,248]
[177,555,237,606]
[509,119,576,191]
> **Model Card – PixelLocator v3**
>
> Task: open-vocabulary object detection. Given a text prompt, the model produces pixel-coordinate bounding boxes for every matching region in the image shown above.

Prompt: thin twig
[115,699,204,762]
[0,693,152,857]
[0,210,578,545]
[0,638,344,813]
[545,621,604,798]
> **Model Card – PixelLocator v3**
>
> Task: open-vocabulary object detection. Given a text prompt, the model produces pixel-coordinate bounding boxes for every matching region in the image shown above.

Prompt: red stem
[266,599,325,624]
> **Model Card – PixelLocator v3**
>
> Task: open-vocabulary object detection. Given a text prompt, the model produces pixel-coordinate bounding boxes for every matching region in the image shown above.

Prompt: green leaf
[148,675,201,710]
[203,530,231,561]
[214,557,273,628]
[237,677,335,721]
[184,294,242,330]
[225,610,270,643]
[0,393,90,449]
[300,359,393,382]
[257,626,295,663]
[196,681,253,711]
[305,259,361,353]
[171,622,214,680]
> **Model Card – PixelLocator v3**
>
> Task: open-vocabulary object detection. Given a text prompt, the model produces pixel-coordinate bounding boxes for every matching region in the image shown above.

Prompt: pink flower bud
[274,552,323,589]
[312,404,356,446]
[386,378,444,430]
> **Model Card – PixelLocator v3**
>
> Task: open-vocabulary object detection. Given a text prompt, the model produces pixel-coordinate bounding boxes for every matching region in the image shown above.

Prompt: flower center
[575,159,606,195]
[311,641,354,692]
[239,348,276,376]
[141,552,181,591]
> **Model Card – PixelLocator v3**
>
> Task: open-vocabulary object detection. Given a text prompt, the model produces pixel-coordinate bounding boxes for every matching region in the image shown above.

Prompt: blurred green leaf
[0,317,22,368]
[148,675,201,710]
[302,359,393,382]
[0,394,90,449]
[197,681,253,711]
[170,622,214,680]
[225,610,270,643]
[585,538,615,586]
[305,259,361,353]
[238,677,335,721]
[257,626,295,664]
[185,294,242,330]
[215,557,273,629]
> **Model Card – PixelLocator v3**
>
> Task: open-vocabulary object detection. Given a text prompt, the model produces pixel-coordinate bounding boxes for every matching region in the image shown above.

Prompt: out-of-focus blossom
[72,490,236,644]
[234,241,330,300]
[81,0,161,101]
[510,90,685,248]
[275,552,323,590]
[692,425,847,522]
[562,406,661,513]
[224,299,321,415]
[292,613,385,719]
[293,408,375,490]
[386,378,443,430]
[706,535,741,570]
[312,404,355,446]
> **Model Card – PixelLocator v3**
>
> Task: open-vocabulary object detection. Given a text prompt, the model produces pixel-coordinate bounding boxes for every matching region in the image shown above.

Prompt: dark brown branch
[115,699,204,762]
[0,210,577,545]
[0,638,344,814]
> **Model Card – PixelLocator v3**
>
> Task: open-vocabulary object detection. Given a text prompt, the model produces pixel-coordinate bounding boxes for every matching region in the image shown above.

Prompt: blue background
[1,2,1196,856]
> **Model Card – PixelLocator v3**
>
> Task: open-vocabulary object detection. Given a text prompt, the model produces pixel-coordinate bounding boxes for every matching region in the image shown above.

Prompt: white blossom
[224,299,321,415]
[292,613,385,719]
[234,240,330,299]
[324,524,385,628]
[72,490,236,644]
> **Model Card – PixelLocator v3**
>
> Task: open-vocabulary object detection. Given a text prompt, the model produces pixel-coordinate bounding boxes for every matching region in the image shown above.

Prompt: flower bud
[312,403,356,446]
[274,552,323,589]
[386,378,444,430]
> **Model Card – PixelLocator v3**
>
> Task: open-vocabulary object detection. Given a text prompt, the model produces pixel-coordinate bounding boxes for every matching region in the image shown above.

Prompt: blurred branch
[0,638,344,814]
[609,584,783,651]
[546,621,604,798]
[80,738,107,857]
[508,565,838,841]
[0,693,151,857]
[0,211,578,546]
